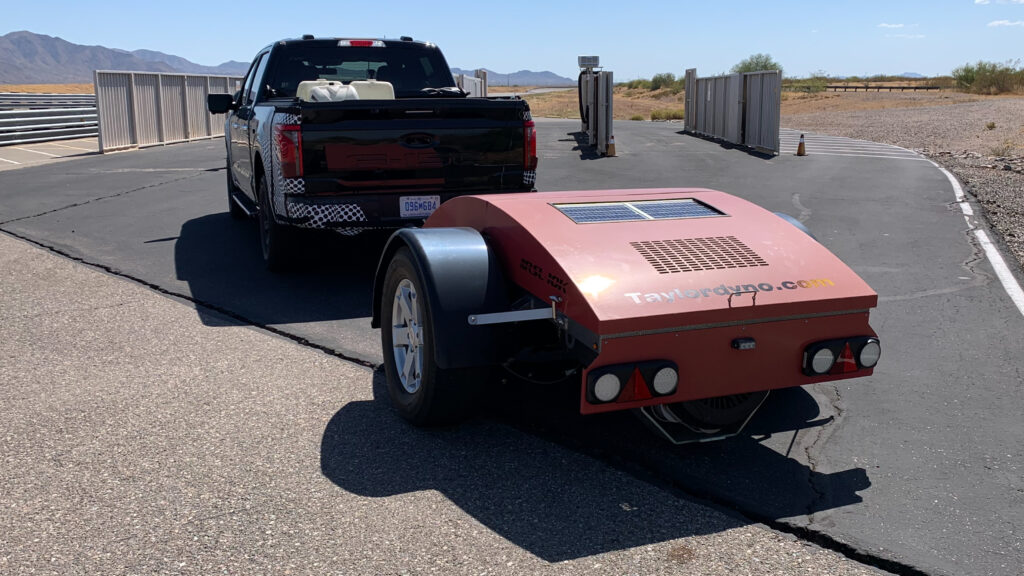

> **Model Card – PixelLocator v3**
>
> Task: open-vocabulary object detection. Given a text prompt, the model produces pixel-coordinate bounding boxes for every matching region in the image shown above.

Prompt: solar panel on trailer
[555,203,645,224]
[632,200,723,220]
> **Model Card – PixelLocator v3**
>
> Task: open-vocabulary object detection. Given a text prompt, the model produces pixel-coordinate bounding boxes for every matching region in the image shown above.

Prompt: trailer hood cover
[425,188,879,335]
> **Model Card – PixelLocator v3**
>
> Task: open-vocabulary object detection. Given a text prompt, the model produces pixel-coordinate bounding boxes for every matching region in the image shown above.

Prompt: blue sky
[4,0,1022,79]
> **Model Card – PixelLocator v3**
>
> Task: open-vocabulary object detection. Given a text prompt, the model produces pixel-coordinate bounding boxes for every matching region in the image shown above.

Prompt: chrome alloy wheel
[391,278,424,394]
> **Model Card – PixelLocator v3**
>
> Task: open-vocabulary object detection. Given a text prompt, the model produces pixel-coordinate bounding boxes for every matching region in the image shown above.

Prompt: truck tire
[256,177,291,272]
[227,164,247,220]
[380,247,476,426]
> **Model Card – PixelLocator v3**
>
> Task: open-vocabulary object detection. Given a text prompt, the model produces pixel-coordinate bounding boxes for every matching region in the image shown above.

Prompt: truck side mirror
[207,93,237,114]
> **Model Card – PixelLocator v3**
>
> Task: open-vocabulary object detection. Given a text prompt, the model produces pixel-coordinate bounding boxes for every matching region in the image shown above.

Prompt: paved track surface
[1,119,1021,575]
[1,232,883,575]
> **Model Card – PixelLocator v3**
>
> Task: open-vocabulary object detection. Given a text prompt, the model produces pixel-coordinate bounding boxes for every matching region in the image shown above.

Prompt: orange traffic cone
[797,134,806,156]
[607,134,617,157]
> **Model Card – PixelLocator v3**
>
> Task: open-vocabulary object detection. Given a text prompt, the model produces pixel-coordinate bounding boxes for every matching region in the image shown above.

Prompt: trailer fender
[371,227,507,369]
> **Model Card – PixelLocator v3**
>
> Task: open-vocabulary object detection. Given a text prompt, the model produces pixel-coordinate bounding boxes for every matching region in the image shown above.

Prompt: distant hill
[451,67,574,87]
[0,31,246,84]
[900,72,925,79]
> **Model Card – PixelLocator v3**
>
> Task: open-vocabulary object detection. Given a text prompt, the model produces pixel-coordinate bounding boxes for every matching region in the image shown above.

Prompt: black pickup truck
[208,36,537,270]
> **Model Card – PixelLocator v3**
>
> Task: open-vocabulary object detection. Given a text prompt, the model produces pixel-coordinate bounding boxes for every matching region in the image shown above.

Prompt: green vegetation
[785,72,829,93]
[952,60,1024,94]
[630,114,645,121]
[650,108,686,121]
[620,73,685,93]
[986,121,997,130]
[731,53,783,76]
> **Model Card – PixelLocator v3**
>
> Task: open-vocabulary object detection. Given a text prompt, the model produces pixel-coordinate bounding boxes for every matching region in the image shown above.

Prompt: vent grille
[554,198,723,224]
[631,236,768,274]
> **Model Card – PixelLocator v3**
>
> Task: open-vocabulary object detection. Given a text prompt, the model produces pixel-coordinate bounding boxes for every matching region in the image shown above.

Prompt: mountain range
[0,31,576,88]
[0,31,249,84]
[450,68,575,87]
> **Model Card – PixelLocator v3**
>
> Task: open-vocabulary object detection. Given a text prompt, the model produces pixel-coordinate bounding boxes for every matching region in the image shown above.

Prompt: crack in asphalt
[0,172,204,227]
[879,204,992,304]
[0,225,934,576]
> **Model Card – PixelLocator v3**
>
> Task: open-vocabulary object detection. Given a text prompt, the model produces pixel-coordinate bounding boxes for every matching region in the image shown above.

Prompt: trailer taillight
[803,337,880,376]
[274,124,303,179]
[524,120,538,171]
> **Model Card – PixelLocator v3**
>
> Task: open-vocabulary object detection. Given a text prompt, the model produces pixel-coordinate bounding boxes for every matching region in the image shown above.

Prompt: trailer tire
[381,247,477,426]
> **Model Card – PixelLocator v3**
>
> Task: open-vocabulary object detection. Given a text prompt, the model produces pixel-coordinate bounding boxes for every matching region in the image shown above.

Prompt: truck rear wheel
[256,177,291,272]
[381,247,475,426]
[227,163,247,220]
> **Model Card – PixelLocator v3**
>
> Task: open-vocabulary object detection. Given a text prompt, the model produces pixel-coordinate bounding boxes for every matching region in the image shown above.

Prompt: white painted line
[45,142,94,152]
[11,146,60,158]
[931,159,1024,317]
[0,156,22,165]
[796,151,931,161]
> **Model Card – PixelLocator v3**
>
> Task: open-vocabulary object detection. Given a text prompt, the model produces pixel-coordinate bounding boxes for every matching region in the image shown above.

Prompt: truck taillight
[524,120,537,171]
[274,124,303,179]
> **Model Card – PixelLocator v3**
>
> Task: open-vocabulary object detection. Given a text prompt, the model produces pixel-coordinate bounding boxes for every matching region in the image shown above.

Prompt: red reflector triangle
[632,367,652,401]
[834,343,858,374]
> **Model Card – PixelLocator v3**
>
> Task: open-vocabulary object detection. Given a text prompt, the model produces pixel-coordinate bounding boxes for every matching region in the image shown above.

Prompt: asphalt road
[1,119,1021,575]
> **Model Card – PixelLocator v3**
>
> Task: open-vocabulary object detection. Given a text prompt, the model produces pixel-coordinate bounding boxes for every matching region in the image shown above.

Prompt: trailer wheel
[256,177,291,272]
[381,247,475,426]
[667,391,769,432]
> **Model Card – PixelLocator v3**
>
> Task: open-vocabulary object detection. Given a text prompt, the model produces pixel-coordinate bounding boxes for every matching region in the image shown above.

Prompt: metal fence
[95,71,242,153]
[0,93,96,110]
[454,74,485,97]
[684,68,781,154]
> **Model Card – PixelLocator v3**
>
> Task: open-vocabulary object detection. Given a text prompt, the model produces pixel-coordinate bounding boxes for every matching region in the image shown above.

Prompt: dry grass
[524,85,1019,121]
[523,86,686,121]
[0,83,94,94]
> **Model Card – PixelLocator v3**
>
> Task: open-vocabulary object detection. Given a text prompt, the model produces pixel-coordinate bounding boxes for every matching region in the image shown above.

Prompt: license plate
[400,195,441,218]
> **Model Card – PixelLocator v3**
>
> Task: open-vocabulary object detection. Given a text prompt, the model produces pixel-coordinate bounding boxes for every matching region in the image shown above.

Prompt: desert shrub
[622,79,652,90]
[651,108,686,121]
[731,53,784,76]
[953,60,1024,94]
[986,122,996,130]
[630,114,644,121]
[650,73,677,91]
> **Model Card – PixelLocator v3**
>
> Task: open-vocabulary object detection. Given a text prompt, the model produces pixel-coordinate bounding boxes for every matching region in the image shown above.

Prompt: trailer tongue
[372,188,880,442]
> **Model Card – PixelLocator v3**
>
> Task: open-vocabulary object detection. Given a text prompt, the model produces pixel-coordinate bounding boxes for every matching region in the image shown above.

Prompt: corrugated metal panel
[684,69,696,131]
[95,71,134,152]
[186,75,208,138]
[160,75,187,143]
[132,74,162,146]
[95,71,242,152]
[685,69,780,154]
[743,70,780,153]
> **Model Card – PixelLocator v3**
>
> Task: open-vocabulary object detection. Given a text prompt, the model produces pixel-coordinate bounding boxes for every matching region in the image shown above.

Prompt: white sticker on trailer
[400,195,441,218]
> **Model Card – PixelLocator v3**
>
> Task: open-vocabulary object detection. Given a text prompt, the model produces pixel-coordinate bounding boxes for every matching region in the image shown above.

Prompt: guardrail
[0,92,96,110]
[0,106,98,145]
[825,85,942,92]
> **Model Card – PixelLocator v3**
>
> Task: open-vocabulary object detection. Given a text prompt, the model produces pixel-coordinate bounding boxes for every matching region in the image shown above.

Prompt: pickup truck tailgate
[297,99,530,194]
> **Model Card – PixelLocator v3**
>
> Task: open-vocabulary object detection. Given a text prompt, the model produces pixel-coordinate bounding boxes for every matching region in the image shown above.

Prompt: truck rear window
[265,42,456,99]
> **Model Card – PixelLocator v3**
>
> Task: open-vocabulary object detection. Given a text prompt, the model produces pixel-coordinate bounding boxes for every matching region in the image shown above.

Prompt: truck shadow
[320,370,870,562]
[173,213,384,326]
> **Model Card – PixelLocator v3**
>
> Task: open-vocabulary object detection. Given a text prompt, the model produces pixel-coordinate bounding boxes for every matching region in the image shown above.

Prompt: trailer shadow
[173,213,385,326]
[320,370,870,562]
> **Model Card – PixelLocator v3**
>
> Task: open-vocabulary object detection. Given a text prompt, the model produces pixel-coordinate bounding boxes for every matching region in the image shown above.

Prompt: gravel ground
[783,96,1024,273]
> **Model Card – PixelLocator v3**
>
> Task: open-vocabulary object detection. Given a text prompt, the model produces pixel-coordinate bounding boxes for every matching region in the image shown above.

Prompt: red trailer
[371,188,880,443]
